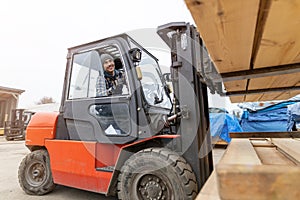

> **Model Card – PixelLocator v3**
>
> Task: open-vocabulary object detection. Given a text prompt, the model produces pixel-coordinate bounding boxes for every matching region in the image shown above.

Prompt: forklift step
[96,166,115,172]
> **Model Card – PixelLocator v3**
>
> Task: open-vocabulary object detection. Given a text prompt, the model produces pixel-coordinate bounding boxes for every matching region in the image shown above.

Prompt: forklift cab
[57,35,172,144]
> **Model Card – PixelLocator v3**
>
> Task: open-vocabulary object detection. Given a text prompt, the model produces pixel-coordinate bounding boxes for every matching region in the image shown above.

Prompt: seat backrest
[114,57,123,70]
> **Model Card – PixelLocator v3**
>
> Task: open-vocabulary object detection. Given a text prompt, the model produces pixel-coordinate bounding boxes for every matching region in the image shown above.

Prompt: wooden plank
[248,73,300,90]
[224,70,300,103]
[224,81,247,91]
[243,91,300,102]
[228,95,245,103]
[271,138,300,164]
[231,72,300,102]
[254,0,300,68]
[196,147,226,199]
[219,139,261,165]
[196,171,220,200]
[224,80,247,102]
[185,0,260,73]
[243,93,263,102]
[224,80,247,92]
[254,146,296,165]
[240,72,300,102]
[275,90,300,101]
[230,131,300,138]
[217,164,300,200]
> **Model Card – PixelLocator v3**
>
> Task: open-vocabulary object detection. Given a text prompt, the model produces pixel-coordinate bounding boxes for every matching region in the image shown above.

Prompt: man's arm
[96,75,108,96]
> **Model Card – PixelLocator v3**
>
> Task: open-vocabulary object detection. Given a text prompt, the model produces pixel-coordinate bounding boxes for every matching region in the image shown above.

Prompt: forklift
[18,22,218,199]
[4,109,27,141]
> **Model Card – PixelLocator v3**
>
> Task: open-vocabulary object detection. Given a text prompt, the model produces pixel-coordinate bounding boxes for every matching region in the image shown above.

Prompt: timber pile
[197,138,300,199]
[185,0,300,102]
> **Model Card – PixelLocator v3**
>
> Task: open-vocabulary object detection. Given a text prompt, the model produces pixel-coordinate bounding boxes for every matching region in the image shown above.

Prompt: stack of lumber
[185,0,300,102]
[197,137,300,199]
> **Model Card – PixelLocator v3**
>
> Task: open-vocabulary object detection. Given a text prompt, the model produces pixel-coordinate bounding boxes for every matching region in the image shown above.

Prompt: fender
[106,135,180,196]
[25,112,59,149]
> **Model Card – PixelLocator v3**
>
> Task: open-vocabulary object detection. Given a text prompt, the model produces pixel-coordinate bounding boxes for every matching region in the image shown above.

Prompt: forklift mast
[157,22,215,187]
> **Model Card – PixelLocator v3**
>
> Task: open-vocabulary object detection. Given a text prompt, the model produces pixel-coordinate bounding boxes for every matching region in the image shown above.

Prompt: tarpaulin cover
[287,102,300,130]
[210,113,243,143]
[240,101,299,132]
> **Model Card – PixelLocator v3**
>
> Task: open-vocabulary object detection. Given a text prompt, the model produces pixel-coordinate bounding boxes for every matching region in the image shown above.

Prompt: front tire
[18,149,56,195]
[117,148,198,200]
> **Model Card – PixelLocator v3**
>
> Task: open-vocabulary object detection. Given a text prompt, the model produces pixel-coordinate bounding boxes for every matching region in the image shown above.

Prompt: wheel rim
[25,161,46,187]
[137,174,171,200]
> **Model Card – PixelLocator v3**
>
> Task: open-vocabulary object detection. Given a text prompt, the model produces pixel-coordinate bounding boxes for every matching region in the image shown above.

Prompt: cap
[101,54,113,65]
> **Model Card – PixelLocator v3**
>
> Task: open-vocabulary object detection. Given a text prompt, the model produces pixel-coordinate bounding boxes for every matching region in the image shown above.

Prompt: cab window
[68,45,129,100]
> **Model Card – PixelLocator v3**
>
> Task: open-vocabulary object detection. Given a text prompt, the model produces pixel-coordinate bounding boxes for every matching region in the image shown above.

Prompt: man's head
[101,54,115,74]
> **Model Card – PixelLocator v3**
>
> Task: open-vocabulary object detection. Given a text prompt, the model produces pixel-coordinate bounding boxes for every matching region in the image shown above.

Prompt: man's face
[103,59,115,74]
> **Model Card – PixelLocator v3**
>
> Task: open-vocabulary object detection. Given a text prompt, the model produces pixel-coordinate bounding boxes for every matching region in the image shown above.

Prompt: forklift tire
[18,149,56,195]
[117,147,198,200]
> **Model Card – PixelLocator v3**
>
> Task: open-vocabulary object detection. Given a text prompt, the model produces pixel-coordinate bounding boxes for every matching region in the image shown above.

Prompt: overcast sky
[0,0,195,108]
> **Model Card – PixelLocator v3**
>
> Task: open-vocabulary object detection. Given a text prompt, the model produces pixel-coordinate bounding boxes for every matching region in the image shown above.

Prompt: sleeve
[96,75,108,96]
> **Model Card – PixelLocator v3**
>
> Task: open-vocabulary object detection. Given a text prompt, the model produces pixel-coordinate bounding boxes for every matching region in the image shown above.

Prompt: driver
[96,54,126,96]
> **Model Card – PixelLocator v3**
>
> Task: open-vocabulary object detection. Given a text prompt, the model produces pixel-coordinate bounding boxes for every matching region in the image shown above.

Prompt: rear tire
[18,149,56,195]
[117,147,198,200]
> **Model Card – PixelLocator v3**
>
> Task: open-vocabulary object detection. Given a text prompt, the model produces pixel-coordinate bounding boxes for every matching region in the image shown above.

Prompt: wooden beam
[255,146,298,165]
[185,0,260,73]
[217,164,300,200]
[218,63,300,82]
[225,86,300,96]
[219,139,261,165]
[196,172,220,200]
[271,138,300,165]
[248,72,300,91]
[241,90,300,102]
[223,80,247,92]
[228,95,245,103]
[230,132,300,138]
[254,0,300,68]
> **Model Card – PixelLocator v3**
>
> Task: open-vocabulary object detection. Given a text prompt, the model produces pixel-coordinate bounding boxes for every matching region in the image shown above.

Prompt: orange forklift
[18,22,216,199]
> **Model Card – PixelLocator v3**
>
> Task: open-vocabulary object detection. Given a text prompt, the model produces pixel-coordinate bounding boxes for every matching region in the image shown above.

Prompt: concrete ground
[0,136,225,199]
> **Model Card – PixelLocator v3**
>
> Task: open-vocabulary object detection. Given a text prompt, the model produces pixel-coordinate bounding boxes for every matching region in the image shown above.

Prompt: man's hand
[112,84,123,95]
[107,88,113,96]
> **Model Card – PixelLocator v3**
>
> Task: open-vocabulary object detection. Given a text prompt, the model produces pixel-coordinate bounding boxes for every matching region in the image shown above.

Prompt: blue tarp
[240,101,299,132]
[287,102,300,130]
[210,113,243,143]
